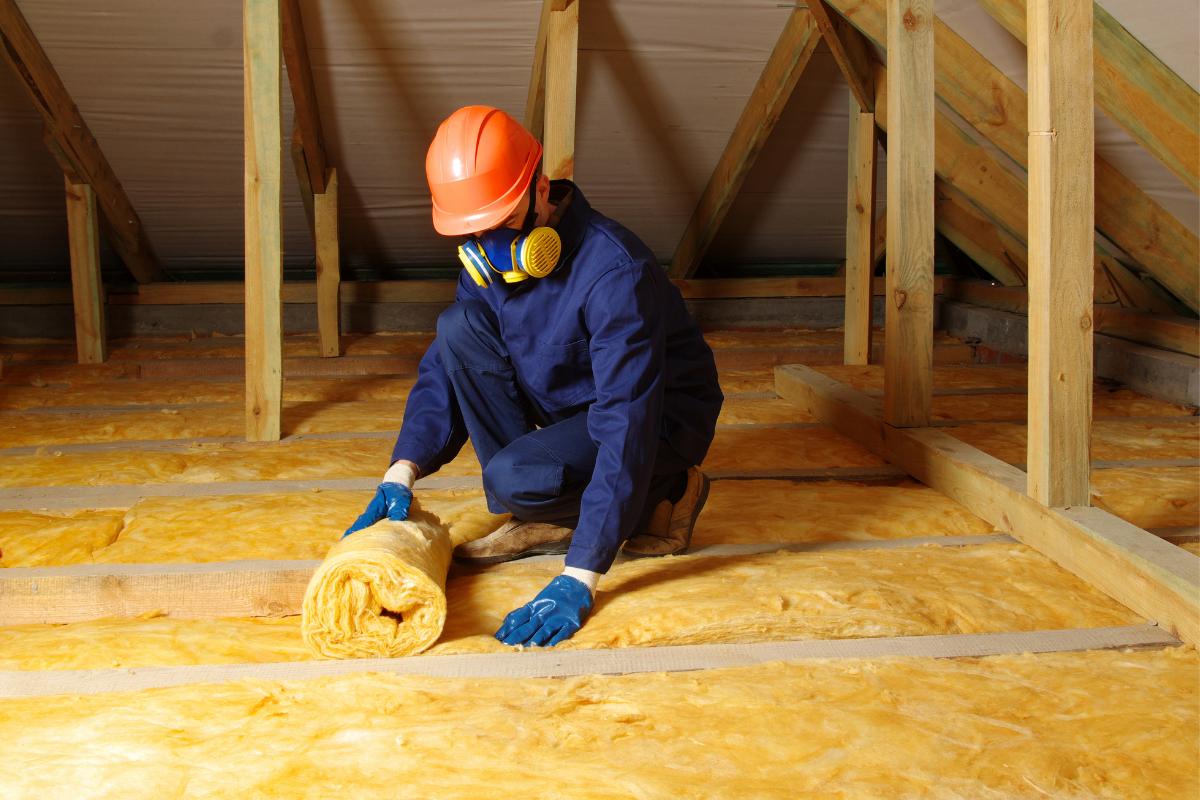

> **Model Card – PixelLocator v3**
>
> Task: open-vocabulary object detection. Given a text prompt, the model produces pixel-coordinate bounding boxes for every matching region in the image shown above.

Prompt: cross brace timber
[775,364,1200,645]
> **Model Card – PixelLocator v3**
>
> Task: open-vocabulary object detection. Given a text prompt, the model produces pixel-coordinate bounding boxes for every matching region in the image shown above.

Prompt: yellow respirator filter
[457,227,563,288]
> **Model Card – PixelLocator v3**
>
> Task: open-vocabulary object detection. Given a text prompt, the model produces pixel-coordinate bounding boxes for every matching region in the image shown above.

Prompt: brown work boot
[622,467,711,558]
[453,518,573,565]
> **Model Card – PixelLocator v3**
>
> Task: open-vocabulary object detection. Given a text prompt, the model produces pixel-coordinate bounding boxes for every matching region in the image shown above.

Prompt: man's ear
[536,173,551,200]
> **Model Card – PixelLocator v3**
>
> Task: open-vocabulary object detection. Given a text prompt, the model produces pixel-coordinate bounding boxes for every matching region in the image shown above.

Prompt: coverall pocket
[529,338,594,411]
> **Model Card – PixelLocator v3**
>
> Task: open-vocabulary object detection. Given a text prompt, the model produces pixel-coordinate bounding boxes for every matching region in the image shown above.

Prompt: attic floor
[0,327,1196,797]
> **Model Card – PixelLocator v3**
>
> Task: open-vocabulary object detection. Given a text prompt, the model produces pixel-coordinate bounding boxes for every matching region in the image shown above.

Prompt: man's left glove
[495,575,594,647]
[342,482,413,538]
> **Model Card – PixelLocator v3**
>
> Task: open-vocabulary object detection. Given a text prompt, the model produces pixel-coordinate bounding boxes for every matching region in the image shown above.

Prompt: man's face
[474,192,529,237]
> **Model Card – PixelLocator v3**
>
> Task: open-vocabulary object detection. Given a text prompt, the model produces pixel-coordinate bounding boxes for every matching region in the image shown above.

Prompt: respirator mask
[457,181,562,288]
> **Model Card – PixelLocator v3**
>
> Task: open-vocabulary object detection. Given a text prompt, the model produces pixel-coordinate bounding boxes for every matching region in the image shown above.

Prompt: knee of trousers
[436,300,499,362]
[482,443,565,517]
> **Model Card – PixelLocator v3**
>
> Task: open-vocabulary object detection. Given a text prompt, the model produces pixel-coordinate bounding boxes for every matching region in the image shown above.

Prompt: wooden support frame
[820,0,1199,313]
[244,0,284,442]
[314,168,340,357]
[542,0,578,180]
[281,0,340,357]
[975,0,1198,196]
[280,0,327,194]
[668,8,821,279]
[64,178,106,364]
[883,0,935,428]
[1026,0,1095,506]
[523,0,557,141]
[843,95,877,366]
[0,0,163,284]
[808,0,875,111]
[775,364,1200,645]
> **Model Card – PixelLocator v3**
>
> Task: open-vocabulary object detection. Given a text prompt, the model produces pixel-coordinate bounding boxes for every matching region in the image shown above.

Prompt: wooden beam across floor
[243,0,284,442]
[668,7,821,279]
[0,625,1173,699]
[822,0,1199,313]
[775,364,1200,645]
[1025,0,1095,507]
[0,0,163,284]
[975,0,1198,196]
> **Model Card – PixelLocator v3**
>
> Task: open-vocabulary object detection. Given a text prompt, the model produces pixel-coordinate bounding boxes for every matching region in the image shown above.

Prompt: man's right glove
[342,461,418,538]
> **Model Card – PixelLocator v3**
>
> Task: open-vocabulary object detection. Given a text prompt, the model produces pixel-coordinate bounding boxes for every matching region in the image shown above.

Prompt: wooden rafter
[776,364,1200,646]
[281,0,327,194]
[976,0,1198,195]
[0,0,163,283]
[668,8,821,279]
[935,179,1027,286]
[809,0,874,112]
[822,0,1199,313]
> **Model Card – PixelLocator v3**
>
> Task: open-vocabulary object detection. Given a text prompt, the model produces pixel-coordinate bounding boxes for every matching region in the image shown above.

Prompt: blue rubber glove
[342,483,413,538]
[495,575,594,647]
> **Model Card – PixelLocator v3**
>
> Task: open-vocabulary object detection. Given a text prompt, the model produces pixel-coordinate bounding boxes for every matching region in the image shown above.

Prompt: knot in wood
[893,289,908,309]
[902,9,919,31]
[1079,314,1092,331]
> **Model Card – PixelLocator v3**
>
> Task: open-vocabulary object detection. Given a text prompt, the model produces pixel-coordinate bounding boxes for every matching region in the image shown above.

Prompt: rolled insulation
[301,510,453,659]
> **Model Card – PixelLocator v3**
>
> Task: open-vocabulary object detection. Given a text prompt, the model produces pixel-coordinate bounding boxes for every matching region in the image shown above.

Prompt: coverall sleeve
[389,272,476,476]
[565,262,666,573]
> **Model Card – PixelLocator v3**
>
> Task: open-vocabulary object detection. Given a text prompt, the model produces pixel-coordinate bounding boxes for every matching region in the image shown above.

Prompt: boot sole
[625,471,710,559]
[453,536,573,566]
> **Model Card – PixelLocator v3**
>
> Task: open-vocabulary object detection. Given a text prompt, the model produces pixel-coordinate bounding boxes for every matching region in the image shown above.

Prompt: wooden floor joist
[775,364,1200,645]
[0,533,1019,627]
[0,625,1175,699]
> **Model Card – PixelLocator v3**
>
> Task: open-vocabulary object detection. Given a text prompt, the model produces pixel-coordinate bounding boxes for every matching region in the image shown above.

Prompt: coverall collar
[547,179,590,265]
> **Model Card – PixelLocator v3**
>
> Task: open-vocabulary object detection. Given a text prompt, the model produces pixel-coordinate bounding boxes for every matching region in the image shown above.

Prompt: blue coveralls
[392,182,723,573]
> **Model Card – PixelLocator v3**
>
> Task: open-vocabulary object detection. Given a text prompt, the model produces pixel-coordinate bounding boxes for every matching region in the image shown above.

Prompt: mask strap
[519,170,540,233]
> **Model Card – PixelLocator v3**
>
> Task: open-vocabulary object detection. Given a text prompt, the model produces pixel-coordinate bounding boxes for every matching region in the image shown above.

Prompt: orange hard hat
[426,105,542,236]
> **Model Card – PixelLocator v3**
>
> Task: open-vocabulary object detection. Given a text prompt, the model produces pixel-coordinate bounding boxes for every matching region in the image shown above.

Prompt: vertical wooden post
[844,93,877,365]
[244,0,283,442]
[543,0,578,180]
[315,167,341,358]
[1026,0,1094,506]
[64,177,106,364]
[883,0,935,427]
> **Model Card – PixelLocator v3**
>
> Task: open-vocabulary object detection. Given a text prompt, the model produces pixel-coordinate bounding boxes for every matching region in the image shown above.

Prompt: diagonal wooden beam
[0,0,163,283]
[542,0,578,180]
[823,0,1198,312]
[281,0,327,194]
[809,0,875,112]
[976,0,1198,196]
[668,8,821,279]
[936,179,1027,286]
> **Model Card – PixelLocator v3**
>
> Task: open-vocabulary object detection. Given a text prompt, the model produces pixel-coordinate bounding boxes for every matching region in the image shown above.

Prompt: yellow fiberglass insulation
[691,479,994,545]
[1092,467,1200,529]
[0,647,1195,799]
[931,388,1194,422]
[0,543,1138,671]
[949,419,1199,463]
[0,400,410,448]
[0,509,124,567]
[701,425,886,471]
[815,363,1028,392]
[89,490,502,566]
[302,511,452,658]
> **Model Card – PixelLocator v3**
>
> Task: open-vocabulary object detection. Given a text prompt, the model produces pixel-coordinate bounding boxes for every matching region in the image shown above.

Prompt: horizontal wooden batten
[775,364,1200,646]
[949,280,1199,357]
[0,277,950,307]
